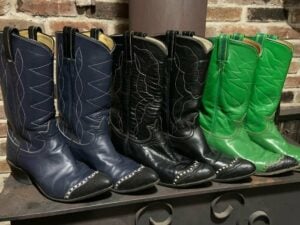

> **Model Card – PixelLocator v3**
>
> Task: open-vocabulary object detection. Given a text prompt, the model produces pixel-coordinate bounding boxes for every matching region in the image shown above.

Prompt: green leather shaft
[244,34,300,161]
[200,34,285,173]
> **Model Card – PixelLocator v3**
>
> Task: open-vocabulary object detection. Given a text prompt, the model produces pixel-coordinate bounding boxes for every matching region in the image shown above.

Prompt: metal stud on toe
[215,159,238,175]
[173,161,200,185]
[114,165,145,189]
[64,171,99,199]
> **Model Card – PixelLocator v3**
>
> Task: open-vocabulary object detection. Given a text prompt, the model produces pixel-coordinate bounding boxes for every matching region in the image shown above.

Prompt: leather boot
[0,26,112,202]
[156,31,256,182]
[234,33,300,165]
[199,34,298,176]
[56,27,158,193]
[110,32,216,187]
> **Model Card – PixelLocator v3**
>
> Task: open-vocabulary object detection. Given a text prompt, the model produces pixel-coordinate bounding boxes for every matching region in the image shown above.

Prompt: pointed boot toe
[66,172,112,201]
[257,155,299,176]
[214,159,256,182]
[113,166,159,193]
[162,161,215,188]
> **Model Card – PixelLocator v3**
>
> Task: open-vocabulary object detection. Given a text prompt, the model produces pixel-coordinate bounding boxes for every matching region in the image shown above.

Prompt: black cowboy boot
[156,31,256,182]
[56,27,158,193]
[0,27,112,202]
[110,32,216,187]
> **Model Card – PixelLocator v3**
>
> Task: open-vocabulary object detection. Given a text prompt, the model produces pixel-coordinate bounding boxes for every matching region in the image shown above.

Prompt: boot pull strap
[90,28,103,40]
[166,30,179,58]
[124,31,134,62]
[231,33,244,41]
[63,26,78,59]
[217,34,230,68]
[3,26,19,62]
[182,31,195,37]
[28,26,42,40]
[133,32,147,37]
[254,33,278,45]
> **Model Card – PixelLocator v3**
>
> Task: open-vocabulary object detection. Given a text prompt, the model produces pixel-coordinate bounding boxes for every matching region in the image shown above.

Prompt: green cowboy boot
[199,34,298,175]
[242,33,300,164]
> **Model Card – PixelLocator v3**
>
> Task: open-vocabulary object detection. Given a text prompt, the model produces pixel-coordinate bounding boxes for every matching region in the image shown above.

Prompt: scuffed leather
[199,35,293,173]
[245,36,300,162]
[111,34,215,185]
[0,32,98,199]
[156,33,255,180]
[56,32,142,184]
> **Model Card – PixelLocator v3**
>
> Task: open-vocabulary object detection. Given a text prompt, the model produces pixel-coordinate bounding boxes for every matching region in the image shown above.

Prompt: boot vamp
[11,130,94,199]
[248,122,300,162]
[202,126,284,173]
[68,133,141,183]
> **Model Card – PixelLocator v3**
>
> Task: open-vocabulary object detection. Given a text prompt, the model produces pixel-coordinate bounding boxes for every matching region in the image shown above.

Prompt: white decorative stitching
[64,171,99,199]
[215,158,238,175]
[173,161,200,184]
[114,165,145,189]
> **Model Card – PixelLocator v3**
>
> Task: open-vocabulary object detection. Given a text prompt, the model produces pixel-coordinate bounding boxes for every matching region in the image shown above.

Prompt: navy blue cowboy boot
[0,27,112,202]
[56,27,158,193]
[110,32,216,187]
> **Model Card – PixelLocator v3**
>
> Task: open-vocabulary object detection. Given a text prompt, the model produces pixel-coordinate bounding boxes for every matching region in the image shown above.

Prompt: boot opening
[82,31,115,51]
[19,30,54,51]
[243,38,262,55]
[191,35,213,53]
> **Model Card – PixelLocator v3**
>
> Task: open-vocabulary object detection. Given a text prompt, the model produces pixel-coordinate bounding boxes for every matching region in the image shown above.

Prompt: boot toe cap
[215,158,256,182]
[67,171,112,201]
[113,166,159,193]
[265,155,299,174]
[174,161,215,187]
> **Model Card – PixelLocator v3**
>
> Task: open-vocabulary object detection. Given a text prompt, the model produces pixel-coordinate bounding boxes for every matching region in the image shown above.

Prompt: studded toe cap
[214,158,255,182]
[113,166,159,193]
[65,171,112,201]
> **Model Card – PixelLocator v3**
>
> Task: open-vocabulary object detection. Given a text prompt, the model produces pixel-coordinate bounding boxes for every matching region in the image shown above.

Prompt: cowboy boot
[156,31,256,182]
[199,34,298,176]
[0,26,112,202]
[56,27,158,193]
[237,33,300,164]
[110,32,216,187]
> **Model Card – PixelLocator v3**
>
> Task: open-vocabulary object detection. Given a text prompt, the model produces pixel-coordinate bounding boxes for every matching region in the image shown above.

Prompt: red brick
[0,104,6,120]
[0,159,9,173]
[0,0,10,15]
[288,60,300,74]
[207,7,242,22]
[0,123,6,138]
[267,25,300,39]
[217,0,281,5]
[47,19,110,35]
[285,76,300,88]
[205,25,218,37]
[287,40,300,57]
[219,24,261,35]
[0,139,6,156]
[0,18,44,31]
[17,0,77,17]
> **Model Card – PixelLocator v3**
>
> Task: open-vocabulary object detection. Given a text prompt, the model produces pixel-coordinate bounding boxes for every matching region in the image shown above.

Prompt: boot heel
[7,161,32,185]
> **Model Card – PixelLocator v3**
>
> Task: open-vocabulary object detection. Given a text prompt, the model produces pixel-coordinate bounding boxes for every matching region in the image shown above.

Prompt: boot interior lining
[82,31,115,51]
[192,36,213,53]
[243,38,262,54]
[19,30,54,51]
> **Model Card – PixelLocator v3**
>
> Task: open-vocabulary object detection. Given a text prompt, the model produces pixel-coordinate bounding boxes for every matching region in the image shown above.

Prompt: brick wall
[0,0,299,173]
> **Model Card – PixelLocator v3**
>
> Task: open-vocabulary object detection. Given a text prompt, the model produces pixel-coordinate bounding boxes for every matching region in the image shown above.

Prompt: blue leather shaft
[56,30,140,184]
[0,29,96,200]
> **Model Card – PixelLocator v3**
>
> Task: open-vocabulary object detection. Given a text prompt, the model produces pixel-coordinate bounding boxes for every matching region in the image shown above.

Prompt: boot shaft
[157,31,212,135]
[200,34,260,136]
[0,27,55,150]
[56,27,114,143]
[245,34,293,132]
[111,32,168,140]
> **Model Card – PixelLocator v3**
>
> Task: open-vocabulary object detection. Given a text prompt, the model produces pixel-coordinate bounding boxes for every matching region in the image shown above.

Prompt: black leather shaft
[56,28,158,192]
[110,33,215,186]
[0,27,112,201]
[156,31,256,182]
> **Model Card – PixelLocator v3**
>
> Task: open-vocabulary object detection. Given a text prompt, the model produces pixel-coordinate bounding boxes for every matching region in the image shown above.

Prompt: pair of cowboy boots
[110,31,257,188]
[0,26,158,202]
[200,33,299,175]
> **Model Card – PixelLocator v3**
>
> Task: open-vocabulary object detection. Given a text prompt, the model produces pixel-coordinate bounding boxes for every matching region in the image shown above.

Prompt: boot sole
[112,180,159,194]
[255,165,300,176]
[7,160,112,203]
[159,174,216,188]
[213,172,255,183]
